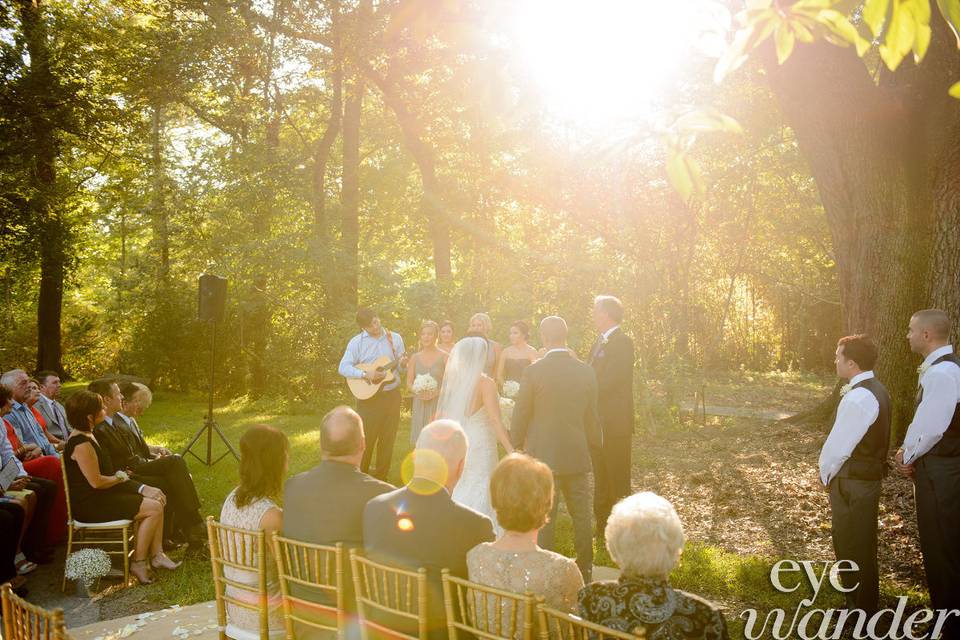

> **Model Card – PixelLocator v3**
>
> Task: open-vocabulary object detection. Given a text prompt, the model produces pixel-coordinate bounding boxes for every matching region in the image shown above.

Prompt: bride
[437,337,514,527]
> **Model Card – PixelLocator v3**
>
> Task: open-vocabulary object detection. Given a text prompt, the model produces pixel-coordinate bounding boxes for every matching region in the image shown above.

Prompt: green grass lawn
[112,386,928,637]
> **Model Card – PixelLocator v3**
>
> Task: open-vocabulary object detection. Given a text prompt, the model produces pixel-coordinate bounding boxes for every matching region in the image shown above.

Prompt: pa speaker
[198,274,227,323]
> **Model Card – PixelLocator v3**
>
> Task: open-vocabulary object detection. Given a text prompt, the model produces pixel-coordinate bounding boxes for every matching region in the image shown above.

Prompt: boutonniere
[917,362,931,377]
[839,384,852,397]
[601,335,609,346]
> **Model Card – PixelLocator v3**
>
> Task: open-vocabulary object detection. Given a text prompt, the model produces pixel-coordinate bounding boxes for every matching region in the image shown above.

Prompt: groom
[511,315,601,581]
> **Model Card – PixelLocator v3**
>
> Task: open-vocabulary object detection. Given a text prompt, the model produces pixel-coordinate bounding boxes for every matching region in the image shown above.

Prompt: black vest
[914,352,960,458]
[837,376,891,481]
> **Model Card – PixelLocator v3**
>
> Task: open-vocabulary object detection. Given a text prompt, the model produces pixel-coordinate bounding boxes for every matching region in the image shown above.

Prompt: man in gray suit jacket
[35,371,70,440]
[364,420,495,639]
[510,315,601,582]
[284,406,394,632]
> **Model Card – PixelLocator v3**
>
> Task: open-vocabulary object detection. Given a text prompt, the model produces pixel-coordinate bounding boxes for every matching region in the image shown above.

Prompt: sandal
[151,553,181,571]
[15,553,37,575]
[130,559,155,585]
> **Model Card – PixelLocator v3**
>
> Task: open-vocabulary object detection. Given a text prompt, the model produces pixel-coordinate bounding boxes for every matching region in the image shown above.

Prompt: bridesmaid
[468,312,502,376]
[406,320,448,445]
[438,320,456,354]
[496,321,540,387]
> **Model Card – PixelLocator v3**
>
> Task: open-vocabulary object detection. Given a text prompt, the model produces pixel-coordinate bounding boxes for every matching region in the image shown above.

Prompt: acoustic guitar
[346,355,406,400]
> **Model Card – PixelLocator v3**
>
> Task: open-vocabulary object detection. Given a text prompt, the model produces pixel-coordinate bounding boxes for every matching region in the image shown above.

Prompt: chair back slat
[349,549,428,640]
[273,535,345,639]
[536,603,643,640]
[2,584,66,640]
[441,572,535,640]
[59,454,74,524]
[207,516,275,640]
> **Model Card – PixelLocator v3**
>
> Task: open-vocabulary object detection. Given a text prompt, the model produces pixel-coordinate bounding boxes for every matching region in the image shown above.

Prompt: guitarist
[338,307,407,480]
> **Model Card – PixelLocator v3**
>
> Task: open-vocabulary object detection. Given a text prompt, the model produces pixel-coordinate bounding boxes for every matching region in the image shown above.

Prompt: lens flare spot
[397,516,414,532]
[401,449,449,493]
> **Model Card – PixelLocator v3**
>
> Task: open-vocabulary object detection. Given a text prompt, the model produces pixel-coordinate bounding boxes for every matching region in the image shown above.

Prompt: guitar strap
[385,328,398,361]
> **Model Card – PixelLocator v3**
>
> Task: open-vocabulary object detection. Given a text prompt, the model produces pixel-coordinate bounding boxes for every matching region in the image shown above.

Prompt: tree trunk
[312,0,342,254]
[19,0,64,375]
[340,67,362,310]
[765,25,960,436]
[151,103,170,282]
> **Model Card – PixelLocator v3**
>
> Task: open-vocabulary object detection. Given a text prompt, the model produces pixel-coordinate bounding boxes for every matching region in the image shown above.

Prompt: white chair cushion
[72,519,133,529]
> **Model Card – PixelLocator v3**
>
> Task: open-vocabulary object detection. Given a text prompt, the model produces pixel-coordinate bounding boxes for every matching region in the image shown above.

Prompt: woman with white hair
[579,492,728,639]
[468,312,502,376]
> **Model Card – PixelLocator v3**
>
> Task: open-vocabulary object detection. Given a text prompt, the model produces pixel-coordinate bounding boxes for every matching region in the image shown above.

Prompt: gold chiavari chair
[2,582,67,640]
[208,516,278,640]
[272,536,345,639]
[441,571,536,640]
[536,603,645,640]
[61,457,133,591]
[349,549,428,640]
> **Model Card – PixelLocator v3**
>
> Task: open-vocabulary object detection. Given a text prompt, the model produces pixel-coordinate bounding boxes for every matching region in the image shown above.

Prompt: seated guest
[117,382,172,458]
[1,370,57,457]
[468,453,583,621]
[26,378,63,450]
[220,424,287,640]
[34,371,70,440]
[579,493,729,639]
[363,419,495,638]
[284,407,394,630]
[0,500,27,594]
[1,383,60,560]
[64,390,177,585]
[90,379,205,552]
[1,409,38,579]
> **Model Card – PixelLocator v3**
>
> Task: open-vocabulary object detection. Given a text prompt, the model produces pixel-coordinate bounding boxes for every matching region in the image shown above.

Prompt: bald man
[896,309,960,635]
[510,315,601,582]
[284,406,394,548]
[363,420,495,638]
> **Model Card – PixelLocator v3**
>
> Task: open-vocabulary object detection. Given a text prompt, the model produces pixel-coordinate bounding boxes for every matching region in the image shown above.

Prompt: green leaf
[936,0,960,46]
[775,20,797,63]
[667,152,695,203]
[949,80,960,97]
[863,0,891,37]
[791,19,817,42]
[818,10,872,56]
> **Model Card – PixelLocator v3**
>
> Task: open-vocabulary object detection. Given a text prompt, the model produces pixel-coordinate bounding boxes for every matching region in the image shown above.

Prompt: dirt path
[629,416,924,590]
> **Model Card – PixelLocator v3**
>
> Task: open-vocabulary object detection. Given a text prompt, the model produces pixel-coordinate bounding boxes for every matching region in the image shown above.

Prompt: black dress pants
[357,387,401,481]
[0,502,25,582]
[829,476,881,615]
[591,433,632,531]
[23,477,55,557]
[915,455,960,639]
[133,454,202,538]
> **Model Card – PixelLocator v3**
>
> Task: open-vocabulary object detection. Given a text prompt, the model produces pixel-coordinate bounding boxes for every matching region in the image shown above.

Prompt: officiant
[588,295,636,533]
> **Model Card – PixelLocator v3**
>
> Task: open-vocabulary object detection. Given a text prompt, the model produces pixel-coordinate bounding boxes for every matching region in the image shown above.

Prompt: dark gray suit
[510,349,601,581]
[283,461,393,635]
[363,479,495,639]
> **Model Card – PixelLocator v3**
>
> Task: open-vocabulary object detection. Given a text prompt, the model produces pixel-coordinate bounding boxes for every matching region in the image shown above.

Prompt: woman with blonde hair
[467,453,582,616]
[406,320,448,444]
[468,312,502,376]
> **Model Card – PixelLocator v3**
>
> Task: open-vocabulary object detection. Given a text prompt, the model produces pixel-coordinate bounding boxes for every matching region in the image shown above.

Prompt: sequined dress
[467,542,583,636]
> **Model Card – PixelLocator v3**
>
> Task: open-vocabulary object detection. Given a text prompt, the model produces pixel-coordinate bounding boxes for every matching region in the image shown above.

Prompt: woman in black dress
[63,391,179,585]
[496,321,539,387]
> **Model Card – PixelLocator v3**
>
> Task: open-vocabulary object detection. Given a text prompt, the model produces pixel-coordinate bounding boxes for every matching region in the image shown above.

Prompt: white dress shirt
[902,344,960,464]
[601,325,620,342]
[819,371,880,486]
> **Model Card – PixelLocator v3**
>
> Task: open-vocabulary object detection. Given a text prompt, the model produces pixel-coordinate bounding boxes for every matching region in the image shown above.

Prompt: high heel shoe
[151,553,182,571]
[130,559,155,585]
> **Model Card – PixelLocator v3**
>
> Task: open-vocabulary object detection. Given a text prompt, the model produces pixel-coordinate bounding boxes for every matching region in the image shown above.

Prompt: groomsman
[895,309,960,637]
[588,295,635,532]
[338,307,406,480]
[818,335,888,615]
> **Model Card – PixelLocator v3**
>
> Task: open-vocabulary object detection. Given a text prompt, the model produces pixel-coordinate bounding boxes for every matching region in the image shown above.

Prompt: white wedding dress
[452,407,501,532]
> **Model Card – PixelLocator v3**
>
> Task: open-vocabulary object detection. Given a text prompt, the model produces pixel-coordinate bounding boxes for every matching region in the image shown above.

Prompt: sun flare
[508,0,729,131]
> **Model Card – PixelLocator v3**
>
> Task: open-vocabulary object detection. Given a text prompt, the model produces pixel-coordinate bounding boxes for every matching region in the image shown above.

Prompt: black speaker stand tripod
[181,320,238,466]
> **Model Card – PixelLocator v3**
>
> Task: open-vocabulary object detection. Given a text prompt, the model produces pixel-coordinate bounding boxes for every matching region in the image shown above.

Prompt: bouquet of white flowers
[411,373,439,395]
[65,548,112,589]
[502,380,521,399]
[499,396,515,428]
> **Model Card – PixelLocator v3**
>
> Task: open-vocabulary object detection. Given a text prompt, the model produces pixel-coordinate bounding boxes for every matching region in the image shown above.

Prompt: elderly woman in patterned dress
[579,492,729,639]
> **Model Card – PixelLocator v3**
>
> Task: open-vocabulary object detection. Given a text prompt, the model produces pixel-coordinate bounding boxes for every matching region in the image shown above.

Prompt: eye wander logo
[739,560,959,640]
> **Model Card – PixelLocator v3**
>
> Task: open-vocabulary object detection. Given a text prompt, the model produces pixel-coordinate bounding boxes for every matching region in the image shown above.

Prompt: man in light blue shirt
[339,308,406,480]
